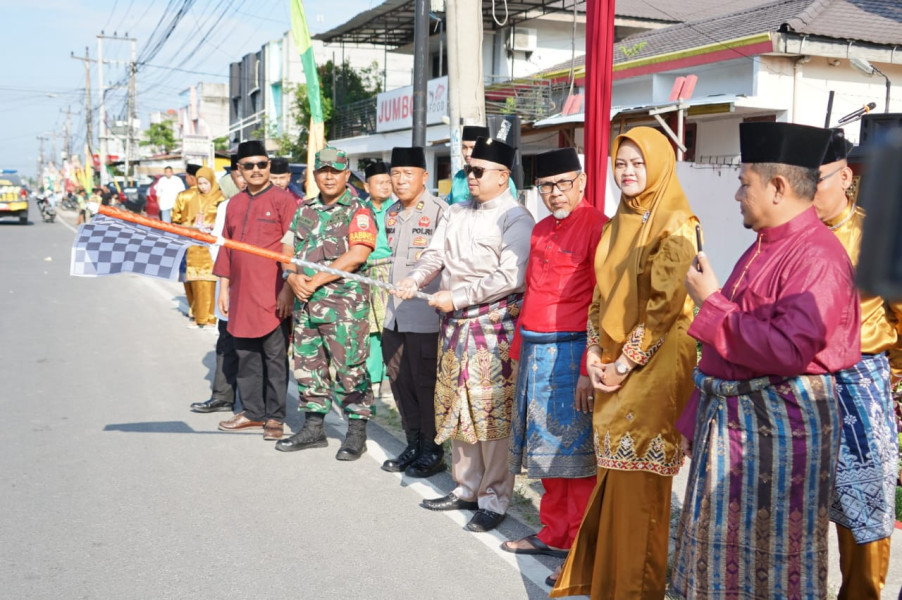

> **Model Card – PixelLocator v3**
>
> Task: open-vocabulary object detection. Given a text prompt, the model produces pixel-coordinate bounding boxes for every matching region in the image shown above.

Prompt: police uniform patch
[412,236,428,247]
[356,214,370,230]
[418,216,430,227]
[386,217,397,227]
[416,201,424,210]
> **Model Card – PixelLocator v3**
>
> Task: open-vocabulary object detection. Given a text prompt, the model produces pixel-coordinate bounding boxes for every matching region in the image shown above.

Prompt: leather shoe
[218,412,264,431]
[190,398,234,413]
[421,492,478,512]
[466,509,506,532]
[382,432,420,472]
[404,448,446,478]
[263,419,284,440]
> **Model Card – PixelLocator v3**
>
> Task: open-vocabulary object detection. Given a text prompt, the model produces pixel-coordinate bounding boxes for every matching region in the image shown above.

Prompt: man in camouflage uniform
[275,146,378,461]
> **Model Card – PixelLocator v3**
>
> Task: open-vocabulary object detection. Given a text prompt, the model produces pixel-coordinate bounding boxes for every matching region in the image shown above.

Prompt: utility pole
[97,32,137,186]
[125,37,137,186]
[36,135,50,190]
[60,106,73,159]
[445,0,486,175]
[411,0,429,146]
[70,47,94,158]
[97,34,106,184]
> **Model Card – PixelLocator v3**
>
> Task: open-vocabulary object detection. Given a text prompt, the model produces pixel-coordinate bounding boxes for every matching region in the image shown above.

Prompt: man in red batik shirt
[502,147,605,563]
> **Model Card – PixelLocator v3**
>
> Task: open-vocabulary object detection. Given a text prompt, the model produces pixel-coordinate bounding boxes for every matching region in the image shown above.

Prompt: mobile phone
[695,225,703,272]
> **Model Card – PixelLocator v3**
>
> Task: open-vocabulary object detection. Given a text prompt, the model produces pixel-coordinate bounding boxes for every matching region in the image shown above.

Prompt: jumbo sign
[376,76,449,133]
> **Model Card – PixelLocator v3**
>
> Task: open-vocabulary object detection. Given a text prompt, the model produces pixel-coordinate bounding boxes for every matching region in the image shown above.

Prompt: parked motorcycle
[35,194,56,223]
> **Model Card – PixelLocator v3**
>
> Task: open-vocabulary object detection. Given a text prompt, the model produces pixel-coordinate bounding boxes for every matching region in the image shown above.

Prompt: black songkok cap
[365,161,390,180]
[186,163,201,176]
[390,147,426,169]
[535,148,582,178]
[821,128,854,164]
[230,154,238,170]
[236,140,268,160]
[739,122,832,169]
[270,157,290,174]
[462,125,490,142]
[471,137,516,170]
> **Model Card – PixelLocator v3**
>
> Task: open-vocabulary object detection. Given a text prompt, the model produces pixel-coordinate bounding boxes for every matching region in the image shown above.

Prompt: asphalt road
[0,208,560,600]
[1,206,899,599]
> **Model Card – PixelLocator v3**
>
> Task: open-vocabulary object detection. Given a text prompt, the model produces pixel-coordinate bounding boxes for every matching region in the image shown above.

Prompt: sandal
[500,534,568,558]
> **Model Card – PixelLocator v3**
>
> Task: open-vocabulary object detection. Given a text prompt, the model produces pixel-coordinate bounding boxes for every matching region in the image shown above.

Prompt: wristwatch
[614,360,630,376]
[282,269,295,281]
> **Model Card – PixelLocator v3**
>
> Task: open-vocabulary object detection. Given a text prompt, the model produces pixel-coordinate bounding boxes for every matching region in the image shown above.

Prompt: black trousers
[211,319,238,403]
[381,328,439,440]
[233,320,290,422]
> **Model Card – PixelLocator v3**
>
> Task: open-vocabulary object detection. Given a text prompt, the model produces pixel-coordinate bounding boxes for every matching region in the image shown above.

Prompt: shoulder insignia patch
[356,214,370,230]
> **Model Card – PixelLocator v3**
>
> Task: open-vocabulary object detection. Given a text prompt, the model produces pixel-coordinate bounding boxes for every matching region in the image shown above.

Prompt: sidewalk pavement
[369,383,902,599]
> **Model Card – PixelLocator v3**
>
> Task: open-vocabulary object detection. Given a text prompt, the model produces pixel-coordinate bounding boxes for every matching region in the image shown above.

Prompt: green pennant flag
[289,0,326,195]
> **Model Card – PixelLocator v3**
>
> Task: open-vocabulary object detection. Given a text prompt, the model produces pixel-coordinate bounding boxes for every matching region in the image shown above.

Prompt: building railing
[331,97,378,140]
[484,75,557,121]
[330,76,562,139]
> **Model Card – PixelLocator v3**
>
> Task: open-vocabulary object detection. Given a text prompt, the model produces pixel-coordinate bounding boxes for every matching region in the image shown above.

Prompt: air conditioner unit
[508,28,538,53]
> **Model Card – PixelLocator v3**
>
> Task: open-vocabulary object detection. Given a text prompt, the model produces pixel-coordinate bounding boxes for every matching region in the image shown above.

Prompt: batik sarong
[365,257,392,335]
[508,329,595,478]
[434,294,521,444]
[672,369,841,600]
[830,352,899,543]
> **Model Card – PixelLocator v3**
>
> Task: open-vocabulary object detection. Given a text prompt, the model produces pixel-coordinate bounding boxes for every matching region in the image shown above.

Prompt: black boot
[275,412,327,452]
[336,419,368,461]
[405,439,446,478]
[382,430,421,472]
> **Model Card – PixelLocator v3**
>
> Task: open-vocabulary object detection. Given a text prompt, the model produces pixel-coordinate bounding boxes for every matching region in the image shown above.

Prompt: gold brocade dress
[552,125,699,600]
[172,187,221,282]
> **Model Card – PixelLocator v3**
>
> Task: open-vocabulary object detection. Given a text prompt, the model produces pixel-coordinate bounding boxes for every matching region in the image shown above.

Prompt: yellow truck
[0,172,28,224]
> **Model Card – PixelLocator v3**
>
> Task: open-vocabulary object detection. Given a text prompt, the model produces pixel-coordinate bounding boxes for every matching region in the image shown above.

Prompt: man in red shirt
[503,147,604,560]
[213,140,298,441]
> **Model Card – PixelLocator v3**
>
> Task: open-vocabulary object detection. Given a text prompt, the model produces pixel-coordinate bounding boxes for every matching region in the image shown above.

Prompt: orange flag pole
[96,206,432,300]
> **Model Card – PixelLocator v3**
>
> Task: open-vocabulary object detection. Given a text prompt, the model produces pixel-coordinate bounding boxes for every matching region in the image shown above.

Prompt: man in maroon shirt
[213,140,297,441]
[673,122,861,600]
[503,147,604,561]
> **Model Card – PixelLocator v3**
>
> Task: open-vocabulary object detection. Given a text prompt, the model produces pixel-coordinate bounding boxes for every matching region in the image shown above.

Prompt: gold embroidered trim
[594,430,682,475]
[587,319,600,348]
[622,324,664,366]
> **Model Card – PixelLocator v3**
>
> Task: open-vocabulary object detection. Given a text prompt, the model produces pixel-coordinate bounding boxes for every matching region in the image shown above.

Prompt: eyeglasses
[817,166,843,183]
[239,160,270,171]
[464,164,508,179]
[536,176,580,195]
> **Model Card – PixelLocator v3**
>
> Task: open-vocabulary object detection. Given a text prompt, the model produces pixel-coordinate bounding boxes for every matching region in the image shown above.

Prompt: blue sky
[0,0,375,177]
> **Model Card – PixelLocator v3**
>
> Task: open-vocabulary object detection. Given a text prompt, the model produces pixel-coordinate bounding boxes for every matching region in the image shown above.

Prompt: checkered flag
[70,215,206,281]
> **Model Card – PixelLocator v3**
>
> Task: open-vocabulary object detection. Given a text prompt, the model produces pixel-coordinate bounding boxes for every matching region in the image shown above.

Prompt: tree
[141,119,177,154]
[212,136,229,151]
[282,60,383,159]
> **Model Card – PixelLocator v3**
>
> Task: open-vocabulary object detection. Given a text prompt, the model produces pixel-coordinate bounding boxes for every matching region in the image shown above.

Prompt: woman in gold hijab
[180,166,224,328]
[551,127,700,599]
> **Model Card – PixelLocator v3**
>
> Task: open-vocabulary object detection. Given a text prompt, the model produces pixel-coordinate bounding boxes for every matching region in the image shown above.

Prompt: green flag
[290,0,327,196]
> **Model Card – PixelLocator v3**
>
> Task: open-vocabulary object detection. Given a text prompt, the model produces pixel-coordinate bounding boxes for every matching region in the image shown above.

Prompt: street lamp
[850,56,892,113]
